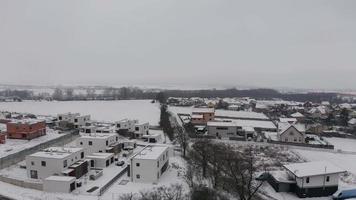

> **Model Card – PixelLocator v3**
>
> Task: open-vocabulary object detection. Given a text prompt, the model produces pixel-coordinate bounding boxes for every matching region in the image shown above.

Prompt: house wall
[192,112,214,124]
[76,135,118,154]
[87,155,114,169]
[207,125,238,137]
[26,149,85,180]
[43,178,76,193]
[295,173,340,188]
[279,127,305,143]
[7,121,46,140]
[131,148,169,183]
[134,123,149,138]
[0,133,5,144]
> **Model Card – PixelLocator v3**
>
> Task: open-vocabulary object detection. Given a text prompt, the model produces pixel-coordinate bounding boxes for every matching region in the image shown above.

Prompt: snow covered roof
[133,145,168,160]
[207,121,236,127]
[192,108,215,114]
[215,110,269,120]
[9,118,45,125]
[284,161,345,178]
[348,118,356,125]
[86,153,113,159]
[29,147,83,159]
[278,122,305,133]
[209,119,276,130]
[191,114,203,119]
[44,176,76,182]
[279,118,297,123]
[80,133,116,139]
[291,112,304,118]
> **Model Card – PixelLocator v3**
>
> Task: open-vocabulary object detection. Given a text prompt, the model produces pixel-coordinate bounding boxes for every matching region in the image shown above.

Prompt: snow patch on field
[0,100,160,125]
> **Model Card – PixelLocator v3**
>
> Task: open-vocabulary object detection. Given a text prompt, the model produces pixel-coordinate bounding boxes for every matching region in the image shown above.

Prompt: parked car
[333,189,356,200]
[116,161,125,166]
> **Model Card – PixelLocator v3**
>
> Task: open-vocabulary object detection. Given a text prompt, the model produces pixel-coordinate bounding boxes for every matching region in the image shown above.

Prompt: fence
[99,165,129,196]
[267,140,334,150]
[0,175,43,191]
[0,129,79,170]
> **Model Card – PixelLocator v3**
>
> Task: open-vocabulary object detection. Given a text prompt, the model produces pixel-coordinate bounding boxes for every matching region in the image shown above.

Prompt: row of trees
[0,87,347,103]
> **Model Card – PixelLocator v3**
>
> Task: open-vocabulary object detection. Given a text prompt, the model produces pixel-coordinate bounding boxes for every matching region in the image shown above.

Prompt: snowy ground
[0,100,160,126]
[324,137,356,152]
[0,128,62,158]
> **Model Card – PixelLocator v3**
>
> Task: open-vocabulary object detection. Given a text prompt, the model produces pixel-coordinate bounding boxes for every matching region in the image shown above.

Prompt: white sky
[0,0,355,90]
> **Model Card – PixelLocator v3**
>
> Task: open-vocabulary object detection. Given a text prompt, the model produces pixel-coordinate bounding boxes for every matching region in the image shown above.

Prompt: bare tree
[221,145,264,200]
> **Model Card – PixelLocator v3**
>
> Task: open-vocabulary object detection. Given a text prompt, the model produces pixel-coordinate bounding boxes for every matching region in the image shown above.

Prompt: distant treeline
[0,87,346,103]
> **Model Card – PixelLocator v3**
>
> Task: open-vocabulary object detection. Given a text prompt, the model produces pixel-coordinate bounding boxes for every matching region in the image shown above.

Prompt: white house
[130,145,169,183]
[26,147,87,180]
[43,176,76,193]
[141,133,162,143]
[278,122,306,143]
[57,113,90,128]
[283,161,345,198]
[76,133,120,154]
[86,153,115,169]
[115,119,138,133]
[207,121,238,138]
[134,122,149,138]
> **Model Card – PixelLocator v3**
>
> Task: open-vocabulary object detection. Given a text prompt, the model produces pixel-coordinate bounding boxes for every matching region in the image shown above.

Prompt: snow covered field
[324,137,356,152]
[0,100,160,125]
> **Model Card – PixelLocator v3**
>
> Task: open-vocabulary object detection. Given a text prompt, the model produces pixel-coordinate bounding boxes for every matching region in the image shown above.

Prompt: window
[41,161,46,167]
[117,124,121,128]
[81,152,84,159]
[157,161,159,168]
[89,141,93,146]
[306,177,310,183]
[106,141,108,146]
[63,160,67,168]
[136,174,140,179]
[285,138,288,142]
[80,142,83,145]
[326,176,330,182]
[106,160,109,167]
[30,170,38,179]
[135,127,139,131]
[294,138,297,142]
[116,137,118,141]
[74,119,78,123]
[136,163,140,167]
[31,161,35,166]
[59,117,62,120]
[216,127,228,130]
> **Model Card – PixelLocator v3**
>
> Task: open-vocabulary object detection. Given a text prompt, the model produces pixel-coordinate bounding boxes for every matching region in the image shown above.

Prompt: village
[0,96,354,200]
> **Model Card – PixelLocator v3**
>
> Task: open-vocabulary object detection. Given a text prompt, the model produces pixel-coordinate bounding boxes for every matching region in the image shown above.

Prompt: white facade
[284,161,345,189]
[76,134,119,154]
[134,122,149,138]
[26,147,85,180]
[130,146,169,183]
[57,113,90,128]
[43,176,76,193]
[278,122,306,143]
[207,121,238,138]
[115,119,138,132]
[86,153,114,169]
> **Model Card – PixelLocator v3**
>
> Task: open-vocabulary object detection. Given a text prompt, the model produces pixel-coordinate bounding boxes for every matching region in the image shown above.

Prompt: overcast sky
[0,0,355,90]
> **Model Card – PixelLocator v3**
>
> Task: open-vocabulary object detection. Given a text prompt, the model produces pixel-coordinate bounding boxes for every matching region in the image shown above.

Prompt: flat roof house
[207,121,238,138]
[134,122,149,138]
[43,176,76,193]
[284,161,345,198]
[115,119,138,133]
[76,133,120,155]
[6,119,46,140]
[57,113,90,128]
[191,108,215,125]
[130,145,169,183]
[86,153,115,169]
[26,147,87,180]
